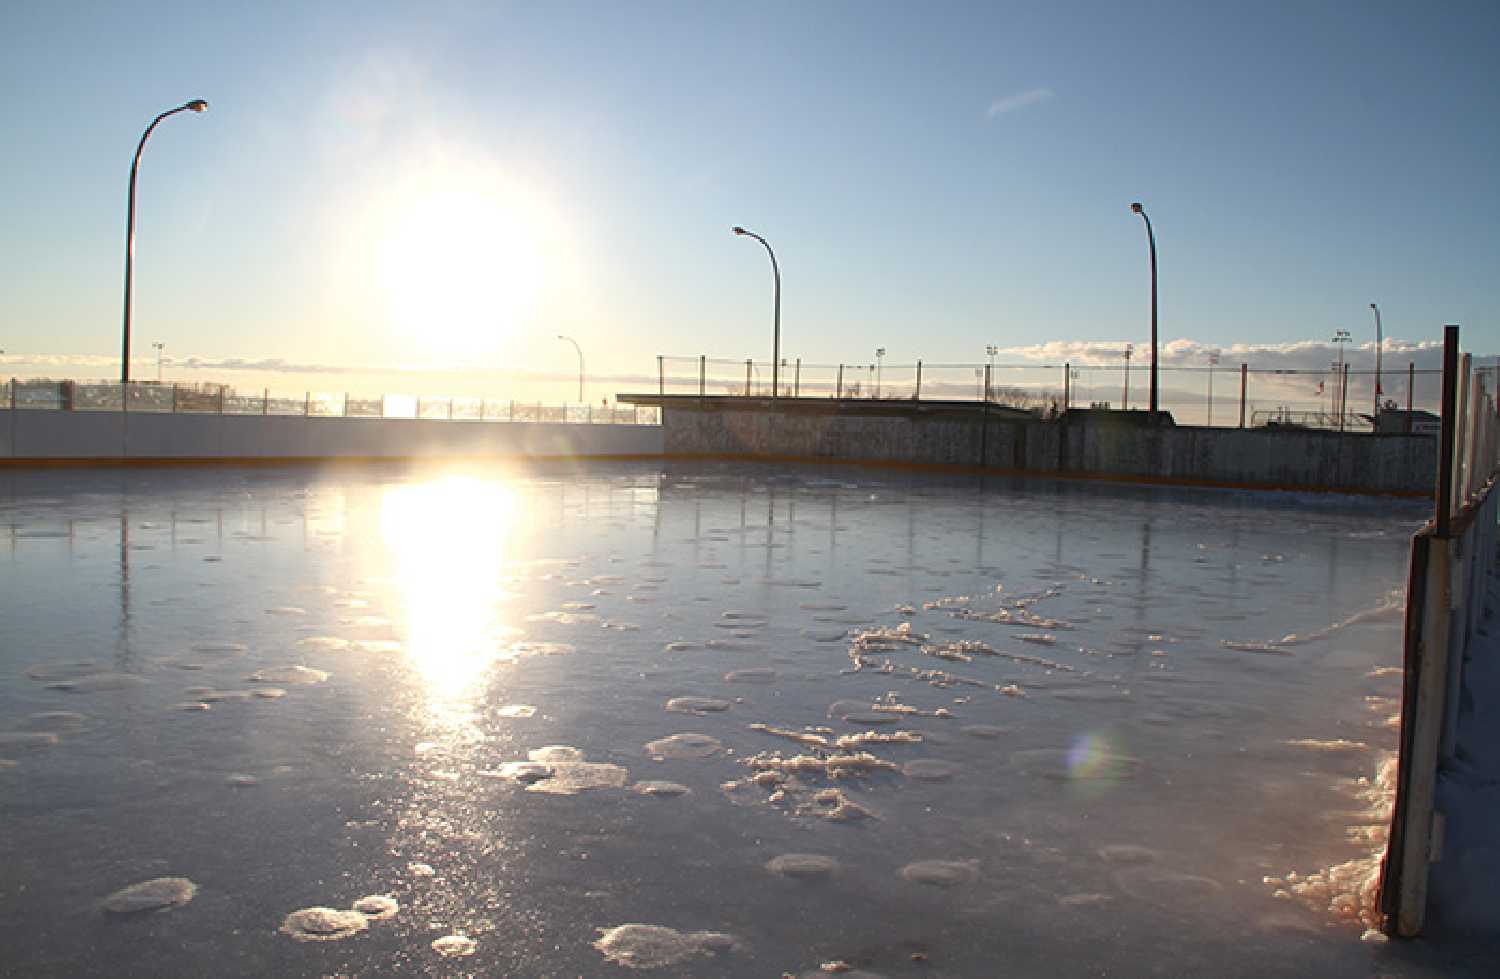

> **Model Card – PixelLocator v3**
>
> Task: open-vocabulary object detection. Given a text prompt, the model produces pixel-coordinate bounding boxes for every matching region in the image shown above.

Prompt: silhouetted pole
[122,99,209,385]
[1371,303,1384,416]
[1129,202,1159,415]
[1239,363,1248,428]
[732,226,780,398]
[557,334,584,401]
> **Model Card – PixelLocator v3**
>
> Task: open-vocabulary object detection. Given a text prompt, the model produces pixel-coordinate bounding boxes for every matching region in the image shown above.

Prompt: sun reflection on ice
[380,476,523,715]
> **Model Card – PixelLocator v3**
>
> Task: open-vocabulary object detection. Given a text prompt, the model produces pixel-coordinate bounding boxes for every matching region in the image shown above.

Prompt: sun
[377,167,553,357]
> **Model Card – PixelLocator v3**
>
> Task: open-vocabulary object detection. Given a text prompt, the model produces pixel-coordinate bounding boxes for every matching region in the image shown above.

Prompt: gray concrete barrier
[620,396,1437,496]
[0,409,663,462]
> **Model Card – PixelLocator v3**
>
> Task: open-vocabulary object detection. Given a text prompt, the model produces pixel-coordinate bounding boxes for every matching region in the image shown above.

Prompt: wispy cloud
[987,87,1054,118]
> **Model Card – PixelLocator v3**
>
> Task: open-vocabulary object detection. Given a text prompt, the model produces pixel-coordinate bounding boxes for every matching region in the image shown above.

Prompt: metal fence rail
[0,379,660,426]
[655,354,1461,431]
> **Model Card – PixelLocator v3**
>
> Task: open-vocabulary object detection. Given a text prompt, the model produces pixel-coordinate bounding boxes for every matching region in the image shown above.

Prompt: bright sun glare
[381,475,522,706]
[377,164,555,357]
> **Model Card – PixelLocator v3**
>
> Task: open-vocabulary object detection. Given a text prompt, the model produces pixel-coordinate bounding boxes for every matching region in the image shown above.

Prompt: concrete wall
[0,409,663,461]
[658,404,1438,495]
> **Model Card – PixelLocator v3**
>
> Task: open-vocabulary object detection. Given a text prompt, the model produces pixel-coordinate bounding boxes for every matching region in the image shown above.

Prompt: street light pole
[875,347,886,398]
[122,99,209,386]
[1123,343,1133,410]
[732,227,780,397]
[152,342,165,384]
[1370,303,1383,416]
[1129,203,1159,416]
[557,334,584,402]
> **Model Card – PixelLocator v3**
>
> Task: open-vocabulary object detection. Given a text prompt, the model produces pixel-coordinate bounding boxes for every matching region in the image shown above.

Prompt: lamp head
[185,99,209,113]
[1370,302,1378,310]
[732,226,747,236]
[1130,202,1144,214]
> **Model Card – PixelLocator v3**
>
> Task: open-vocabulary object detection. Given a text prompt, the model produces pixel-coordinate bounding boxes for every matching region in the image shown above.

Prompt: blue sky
[1,1,1497,398]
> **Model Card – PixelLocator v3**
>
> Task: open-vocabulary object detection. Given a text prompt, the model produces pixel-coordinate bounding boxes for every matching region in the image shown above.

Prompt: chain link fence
[0,379,659,426]
[654,355,1470,431]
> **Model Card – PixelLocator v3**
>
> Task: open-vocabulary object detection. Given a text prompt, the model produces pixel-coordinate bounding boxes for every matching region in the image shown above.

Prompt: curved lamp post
[1129,203,1158,415]
[122,99,208,385]
[557,334,584,402]
[732,226,780,398]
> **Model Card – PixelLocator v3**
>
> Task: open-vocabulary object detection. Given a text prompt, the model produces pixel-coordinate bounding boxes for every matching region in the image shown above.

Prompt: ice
[0,465,1436,975]
[102,877,197,914]
[593,923,738,969]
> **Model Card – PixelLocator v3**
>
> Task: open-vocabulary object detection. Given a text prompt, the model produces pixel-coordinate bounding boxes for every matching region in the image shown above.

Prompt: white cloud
[987,87,1054,117]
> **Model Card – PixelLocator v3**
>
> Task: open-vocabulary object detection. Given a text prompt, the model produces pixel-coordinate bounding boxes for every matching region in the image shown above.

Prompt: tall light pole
[1370,303,1383,416]
[556,334,584,402]
[875,347,886,398]
[152,341,165,384]
[732,226,780,398]
[122,99,209,385]
[1129,203,1159,415]
[1123,343,1133,410]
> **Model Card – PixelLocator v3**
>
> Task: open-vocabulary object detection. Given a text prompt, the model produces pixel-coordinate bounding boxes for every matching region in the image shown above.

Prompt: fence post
[1238,364,1248,428]
[745,359,752,397]
[1408,362,1416,432]
[172,383,179,413]
[218,384,225,413]
[1064,362,1071,409]
[836,364,843,399]
[1340,363,1349,432]
[1437,328,1460,536]
[657,356,664,395]
[263,388,269,416]
[914,361,922,401]
[984,364,992,404]
[10,378,15,410]
[699,355,706,397]
[794,358,801,398]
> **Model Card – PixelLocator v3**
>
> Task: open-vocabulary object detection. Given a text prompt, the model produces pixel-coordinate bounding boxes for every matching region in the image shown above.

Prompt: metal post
[1340,363,1349,432]
[1372,303,1384,416]
[794,358,801,398]
[1436,327,1460,537]
[745,359,752,397]
[836,364,843,399]
[1239,364,1247,428]
[343,393,349,417]
[657,356,664,396]
[914,361,922,402]
[984,364,992,406]
[263,388,268,416]
[699,355,706,397]
[1408,362,1415,432]
[121,99,209,385]
[1063,363,1070,410]
[218,384,224,414]
[304,391,310,416]
[171,383,178,413]
[732,226,781,398]
[1129,203,1158,415]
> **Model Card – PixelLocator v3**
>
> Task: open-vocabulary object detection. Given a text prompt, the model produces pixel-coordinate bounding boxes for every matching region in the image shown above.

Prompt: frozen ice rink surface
[1,462,1489,976]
